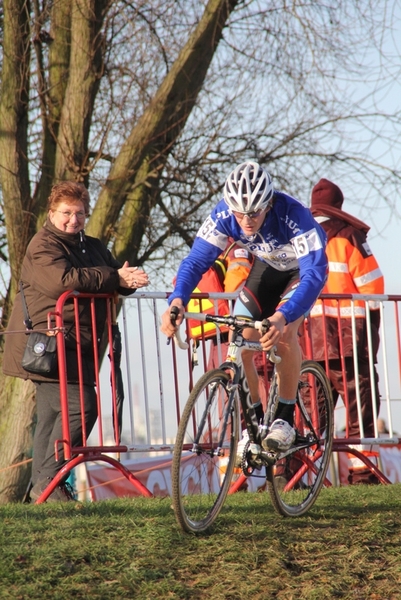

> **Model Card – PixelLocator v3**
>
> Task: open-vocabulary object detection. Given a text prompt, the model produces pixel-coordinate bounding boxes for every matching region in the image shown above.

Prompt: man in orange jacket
[307,178,384,484]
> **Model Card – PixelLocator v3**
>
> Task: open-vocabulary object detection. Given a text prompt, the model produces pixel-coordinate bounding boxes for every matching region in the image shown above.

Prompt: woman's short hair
[47,181,90,214]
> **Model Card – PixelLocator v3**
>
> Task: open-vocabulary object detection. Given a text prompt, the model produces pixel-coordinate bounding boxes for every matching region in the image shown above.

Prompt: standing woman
[3,181,149,501]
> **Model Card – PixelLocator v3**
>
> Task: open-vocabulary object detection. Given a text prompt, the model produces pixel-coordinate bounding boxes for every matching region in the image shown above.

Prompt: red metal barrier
[32,290,401,501]
[301,293,401,486]
[35,291,153,502]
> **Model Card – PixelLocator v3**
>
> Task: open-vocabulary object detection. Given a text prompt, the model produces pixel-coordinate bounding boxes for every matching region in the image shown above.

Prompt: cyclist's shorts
[233,258,300,320]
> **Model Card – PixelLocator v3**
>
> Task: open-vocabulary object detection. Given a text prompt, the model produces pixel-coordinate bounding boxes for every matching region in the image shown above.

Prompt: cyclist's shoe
[235,430,249,467]
[262,419,296,452]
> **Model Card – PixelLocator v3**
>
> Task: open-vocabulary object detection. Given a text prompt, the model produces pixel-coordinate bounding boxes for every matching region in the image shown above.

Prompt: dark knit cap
[310,178,370,234]
[311,178,344,209]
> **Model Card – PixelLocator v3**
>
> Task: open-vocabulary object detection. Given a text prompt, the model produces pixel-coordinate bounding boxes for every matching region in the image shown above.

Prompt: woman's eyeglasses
[54,210,87,220]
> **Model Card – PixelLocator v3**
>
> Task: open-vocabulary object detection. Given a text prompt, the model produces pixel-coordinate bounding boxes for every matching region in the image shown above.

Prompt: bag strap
[212,242,237,285]
[19,281,33,331]
[19,282,100,338]
[222,241,236,260]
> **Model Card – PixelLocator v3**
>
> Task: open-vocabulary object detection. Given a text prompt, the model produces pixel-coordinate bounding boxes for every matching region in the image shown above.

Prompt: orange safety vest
[186,256,229,339]
[310,235,384,320]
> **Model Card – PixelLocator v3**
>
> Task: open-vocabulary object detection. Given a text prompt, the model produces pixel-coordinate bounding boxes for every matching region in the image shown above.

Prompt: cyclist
[161,161,328,452]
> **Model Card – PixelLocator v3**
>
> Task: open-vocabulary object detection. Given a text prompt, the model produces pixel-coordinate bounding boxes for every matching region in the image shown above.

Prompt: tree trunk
[33,0,72,223]
[0,376,36,504]
[54,0,110,183]
[0,0,34,307]
[87,0,239,253]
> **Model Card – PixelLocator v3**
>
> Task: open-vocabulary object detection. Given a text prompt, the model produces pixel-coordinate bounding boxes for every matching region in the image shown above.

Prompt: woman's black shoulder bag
[19,282,58,375]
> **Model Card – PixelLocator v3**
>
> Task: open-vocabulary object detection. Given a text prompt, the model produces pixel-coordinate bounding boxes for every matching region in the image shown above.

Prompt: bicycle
[171,310,334,534]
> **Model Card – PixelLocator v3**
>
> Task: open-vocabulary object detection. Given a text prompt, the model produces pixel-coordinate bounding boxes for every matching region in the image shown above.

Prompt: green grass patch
[1,484,401,599]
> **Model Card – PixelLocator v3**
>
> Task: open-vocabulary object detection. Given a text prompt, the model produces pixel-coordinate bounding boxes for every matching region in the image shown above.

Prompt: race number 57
[199,216,216,240]
[293,234,309,258]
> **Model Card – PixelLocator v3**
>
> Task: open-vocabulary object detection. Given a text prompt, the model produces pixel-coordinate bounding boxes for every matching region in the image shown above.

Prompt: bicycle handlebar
[181,312,281,364]
[183,312,272,333]
[173,327,189,350]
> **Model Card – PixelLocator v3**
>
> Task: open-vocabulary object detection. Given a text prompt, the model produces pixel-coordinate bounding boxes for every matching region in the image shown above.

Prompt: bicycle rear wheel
[267,360,334,517]
[171,368,240,533]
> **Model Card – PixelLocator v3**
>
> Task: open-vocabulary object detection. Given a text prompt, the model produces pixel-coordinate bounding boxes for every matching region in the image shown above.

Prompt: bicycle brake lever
[260,318,271,336]
[256,318,281,363]
[167,306,180,345]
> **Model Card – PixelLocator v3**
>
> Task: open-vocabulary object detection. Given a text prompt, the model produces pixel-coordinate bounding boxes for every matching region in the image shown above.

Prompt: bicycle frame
[181,312,326,467]
[221,332,266,445]
[183,312,275,453]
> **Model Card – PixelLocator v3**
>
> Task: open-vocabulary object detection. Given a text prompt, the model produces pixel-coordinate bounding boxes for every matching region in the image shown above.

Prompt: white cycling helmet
[223,161,274,213]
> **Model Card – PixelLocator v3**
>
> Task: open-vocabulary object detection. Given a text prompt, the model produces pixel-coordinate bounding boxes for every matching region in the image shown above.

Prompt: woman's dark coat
[3,219,131,384]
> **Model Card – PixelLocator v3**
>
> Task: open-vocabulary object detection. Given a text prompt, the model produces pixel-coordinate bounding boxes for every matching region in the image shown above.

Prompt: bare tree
[0,0,399,502]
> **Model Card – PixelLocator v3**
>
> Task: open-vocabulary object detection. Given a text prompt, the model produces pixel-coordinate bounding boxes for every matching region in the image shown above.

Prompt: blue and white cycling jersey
[169,191,328,323]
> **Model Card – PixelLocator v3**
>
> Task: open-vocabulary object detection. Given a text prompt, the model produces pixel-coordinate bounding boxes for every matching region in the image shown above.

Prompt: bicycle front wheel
[171,368,240,533]
[267,360,334,517]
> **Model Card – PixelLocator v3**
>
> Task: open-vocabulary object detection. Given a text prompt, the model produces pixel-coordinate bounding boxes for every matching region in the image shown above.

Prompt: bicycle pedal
[260,449,277,466]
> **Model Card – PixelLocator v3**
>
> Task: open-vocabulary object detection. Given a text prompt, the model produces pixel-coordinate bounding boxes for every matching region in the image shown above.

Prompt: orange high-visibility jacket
[308,218,384,361]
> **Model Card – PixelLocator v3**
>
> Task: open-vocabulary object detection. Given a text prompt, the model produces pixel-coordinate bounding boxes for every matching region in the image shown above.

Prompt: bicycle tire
[266,360,334,517]
[171,368,240,533]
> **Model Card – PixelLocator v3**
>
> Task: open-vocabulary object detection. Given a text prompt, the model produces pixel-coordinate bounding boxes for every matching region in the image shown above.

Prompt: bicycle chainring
[241,440,255,476]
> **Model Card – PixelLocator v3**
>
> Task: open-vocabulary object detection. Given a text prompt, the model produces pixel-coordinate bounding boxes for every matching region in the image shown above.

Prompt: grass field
[1,484,401,599]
